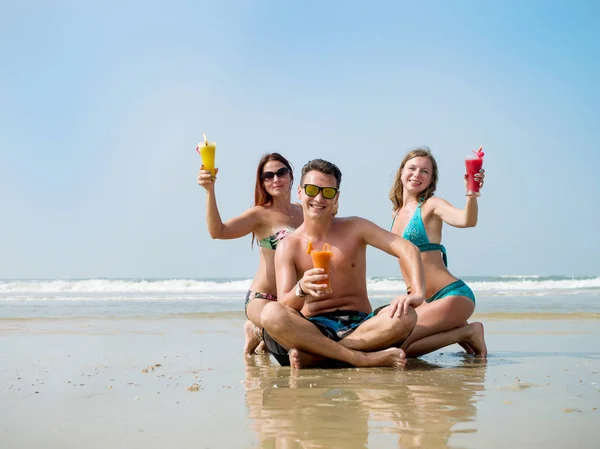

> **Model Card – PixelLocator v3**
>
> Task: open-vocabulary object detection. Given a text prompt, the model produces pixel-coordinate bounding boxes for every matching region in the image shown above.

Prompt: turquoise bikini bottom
[427,280,476,304]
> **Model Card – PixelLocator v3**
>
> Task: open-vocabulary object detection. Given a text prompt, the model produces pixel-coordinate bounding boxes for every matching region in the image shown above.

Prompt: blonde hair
[389,147,439,211]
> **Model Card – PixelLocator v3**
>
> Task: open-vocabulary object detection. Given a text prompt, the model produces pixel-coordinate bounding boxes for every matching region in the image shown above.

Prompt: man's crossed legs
[260,302,417,369]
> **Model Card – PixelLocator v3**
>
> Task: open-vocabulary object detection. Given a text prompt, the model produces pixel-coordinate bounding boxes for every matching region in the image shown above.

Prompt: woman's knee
[246,298,271,326]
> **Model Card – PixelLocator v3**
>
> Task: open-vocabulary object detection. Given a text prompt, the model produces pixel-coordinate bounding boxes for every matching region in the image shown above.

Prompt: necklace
[272,204,295,218]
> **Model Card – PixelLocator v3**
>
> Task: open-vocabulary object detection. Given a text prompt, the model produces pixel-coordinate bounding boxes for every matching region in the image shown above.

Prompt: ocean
[1,275,599,319]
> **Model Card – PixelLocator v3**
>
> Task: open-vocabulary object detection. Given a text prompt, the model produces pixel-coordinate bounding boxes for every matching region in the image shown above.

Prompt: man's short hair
[300,159,342,188]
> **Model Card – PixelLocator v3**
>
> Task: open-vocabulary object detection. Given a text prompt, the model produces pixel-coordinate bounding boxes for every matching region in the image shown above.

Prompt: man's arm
[357,217,426,300]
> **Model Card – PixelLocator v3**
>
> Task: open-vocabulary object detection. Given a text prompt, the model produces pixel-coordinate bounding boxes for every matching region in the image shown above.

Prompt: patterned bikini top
[257,227,295,250]
[391,203,448,267]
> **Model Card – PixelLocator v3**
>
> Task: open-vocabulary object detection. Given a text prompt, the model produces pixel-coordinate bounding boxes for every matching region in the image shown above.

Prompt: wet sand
[1,315,599,449]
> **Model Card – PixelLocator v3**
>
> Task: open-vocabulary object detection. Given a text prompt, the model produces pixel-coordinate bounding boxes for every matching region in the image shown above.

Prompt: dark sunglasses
[302,184,338,199]
[261,167,291,181]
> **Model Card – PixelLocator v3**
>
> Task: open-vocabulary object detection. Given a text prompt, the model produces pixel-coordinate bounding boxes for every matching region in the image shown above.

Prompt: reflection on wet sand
[244,355,487,449]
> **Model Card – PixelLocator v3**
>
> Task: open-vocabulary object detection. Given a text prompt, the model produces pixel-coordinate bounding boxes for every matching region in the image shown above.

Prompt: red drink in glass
[465,147,484,196]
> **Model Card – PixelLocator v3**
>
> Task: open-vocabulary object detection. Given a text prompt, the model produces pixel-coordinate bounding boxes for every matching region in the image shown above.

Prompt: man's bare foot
[462,322,487,358]
[357,347,407,368]
[254,341,267,354]
[243,320,262,356]
[288,348,325,369]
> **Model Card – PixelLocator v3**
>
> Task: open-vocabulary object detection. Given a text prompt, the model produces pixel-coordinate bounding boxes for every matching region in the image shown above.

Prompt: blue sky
[1,1,599,279]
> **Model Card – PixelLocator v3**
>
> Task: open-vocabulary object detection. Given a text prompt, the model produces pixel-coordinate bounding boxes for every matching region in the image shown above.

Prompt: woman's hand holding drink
[465,146,485,197]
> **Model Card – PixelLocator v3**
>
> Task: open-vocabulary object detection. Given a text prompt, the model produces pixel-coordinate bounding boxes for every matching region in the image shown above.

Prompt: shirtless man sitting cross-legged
[260,158,427,369]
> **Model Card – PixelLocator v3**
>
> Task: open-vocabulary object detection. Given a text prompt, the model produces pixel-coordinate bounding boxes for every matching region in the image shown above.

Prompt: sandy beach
[3,1,599,447]
[1,313,599,449]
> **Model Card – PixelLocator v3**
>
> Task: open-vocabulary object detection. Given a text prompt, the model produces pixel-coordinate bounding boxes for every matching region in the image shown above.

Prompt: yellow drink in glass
[200,142,216,175]
[196,134,216,176]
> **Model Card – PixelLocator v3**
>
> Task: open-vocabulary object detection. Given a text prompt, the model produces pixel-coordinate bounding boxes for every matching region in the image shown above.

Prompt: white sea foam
[0,279,252,294]
[0,276,598,300]
[367,276,600,293]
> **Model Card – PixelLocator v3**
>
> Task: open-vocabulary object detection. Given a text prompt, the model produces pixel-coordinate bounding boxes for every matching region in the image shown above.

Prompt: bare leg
[402,296,477,355]
[457,321,475,354]
[459,341,476,355]
[288,307,415,369]
[246,298,272,327]
[255,341,267,354]
[243,320,263,355]
[403,322,487,358]
[243,298,273,356]
[339,306,417,351]
[261,302,406,369]
[289,348,325,369]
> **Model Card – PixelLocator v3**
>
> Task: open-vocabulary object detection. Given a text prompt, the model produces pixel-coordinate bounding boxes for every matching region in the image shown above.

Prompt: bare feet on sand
[357,348,407,368]
[289,349,325,369]
[459,341,475,355]
[461,322,487,358]
[288,347,407,369]
[243,320,263,356]
[254,341,267,354]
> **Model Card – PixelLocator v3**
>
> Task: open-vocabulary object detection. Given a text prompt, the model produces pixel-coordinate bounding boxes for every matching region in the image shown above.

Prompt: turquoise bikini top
[391,203,448,267]
[257,227,295,250]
